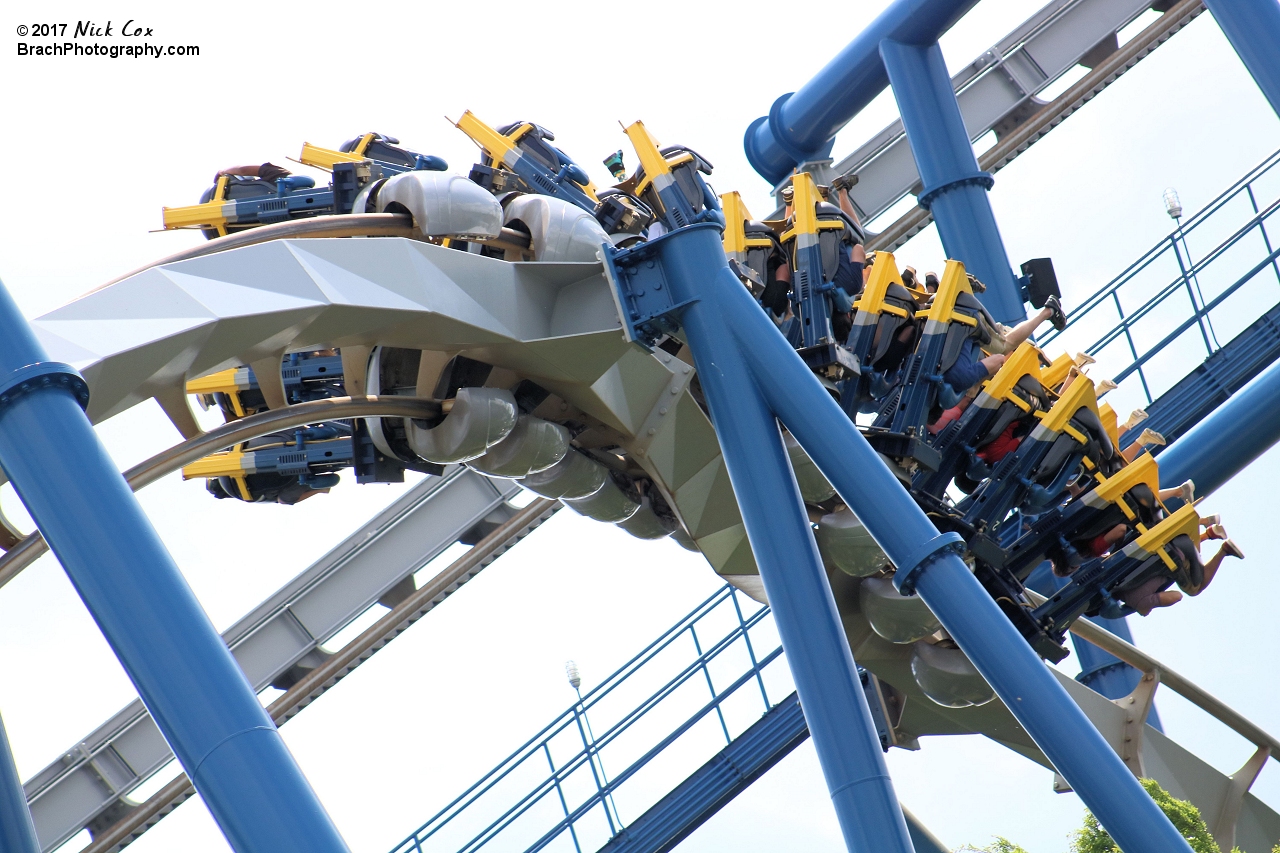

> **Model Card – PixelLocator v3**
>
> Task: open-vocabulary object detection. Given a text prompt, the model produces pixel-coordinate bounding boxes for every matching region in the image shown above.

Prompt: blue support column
[631,226,1193,853]
[657,227,916,853]
[0,281,349,853]
[0,712,39,853]
[879,39,1025,324]
[743,0,980,184]
[1156,354,1280,495]
[1204,0,1280,118]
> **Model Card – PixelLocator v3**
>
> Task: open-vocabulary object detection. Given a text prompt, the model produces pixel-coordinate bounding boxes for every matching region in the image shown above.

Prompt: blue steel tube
[658,227,915,853]
[0,712,39,853]
[0,282,350,853]
[1156,354,1280,496]
[743,0,979,184]
[879,39,1025,324]
[685,241,1194,852]
[1203,0,1280,119]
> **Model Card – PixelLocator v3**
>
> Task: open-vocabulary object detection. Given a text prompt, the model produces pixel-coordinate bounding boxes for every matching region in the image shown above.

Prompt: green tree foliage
[1072,779,1220,853]
[954,779,1261,853]
[955,840,1031,853]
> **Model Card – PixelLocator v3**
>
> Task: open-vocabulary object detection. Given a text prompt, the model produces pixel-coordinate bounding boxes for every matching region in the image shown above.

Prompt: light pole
[565,661,622,832]
[1165,186,1221,351]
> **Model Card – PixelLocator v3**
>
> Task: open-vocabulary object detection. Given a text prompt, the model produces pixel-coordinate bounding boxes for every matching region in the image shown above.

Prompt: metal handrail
[522,650,786,853]
[413,599,776,853]
[1040,147,1280,402]
[1109,246,1280,386]
[1069,201,1280,356]
[390,585,786,853]
[402,586,740,835]
[1052,148,1280,321]
[393,581,1280,853]
[399,582,1280,853]
[459,637,781,853]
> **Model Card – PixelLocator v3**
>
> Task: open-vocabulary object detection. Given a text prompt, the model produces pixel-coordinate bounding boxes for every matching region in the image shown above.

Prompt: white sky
[1,2,1278,852]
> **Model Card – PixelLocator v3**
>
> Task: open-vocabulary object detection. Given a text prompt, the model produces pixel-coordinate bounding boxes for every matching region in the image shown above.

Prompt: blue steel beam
[0,281,349,853]
[879,39,1024,323]
[1128,300,1280,453]
[596,692,950,853]
[1204,0,1280,119]
[745,0,1027,321]
[1156,351,1280,496]
[596,692,809,853]
[743,0,979,185]
[656,227,917,853]
[0,712,39,853]
[619,221,1195,852]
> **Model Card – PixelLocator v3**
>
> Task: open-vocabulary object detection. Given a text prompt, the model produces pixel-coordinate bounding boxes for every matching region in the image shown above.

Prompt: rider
[1118,534,1244,615]
[215,162,293,182]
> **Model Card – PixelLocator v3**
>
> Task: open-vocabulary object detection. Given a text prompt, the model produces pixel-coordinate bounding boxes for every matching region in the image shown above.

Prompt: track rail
[1031,590,1280,760]
[89,213,532,295]
[0,396,443,589]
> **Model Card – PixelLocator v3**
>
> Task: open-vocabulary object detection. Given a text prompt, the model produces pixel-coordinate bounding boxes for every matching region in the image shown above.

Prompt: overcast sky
[1,2,1278,852]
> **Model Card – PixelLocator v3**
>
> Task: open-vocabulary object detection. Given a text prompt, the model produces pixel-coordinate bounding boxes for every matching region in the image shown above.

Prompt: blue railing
[1041,148,1280,411]
[389,585,791,853]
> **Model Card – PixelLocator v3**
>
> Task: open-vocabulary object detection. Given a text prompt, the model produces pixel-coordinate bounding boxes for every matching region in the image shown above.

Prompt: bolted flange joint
[0,362,90,416]
[892,531,966,596]
[917,171,995,210]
